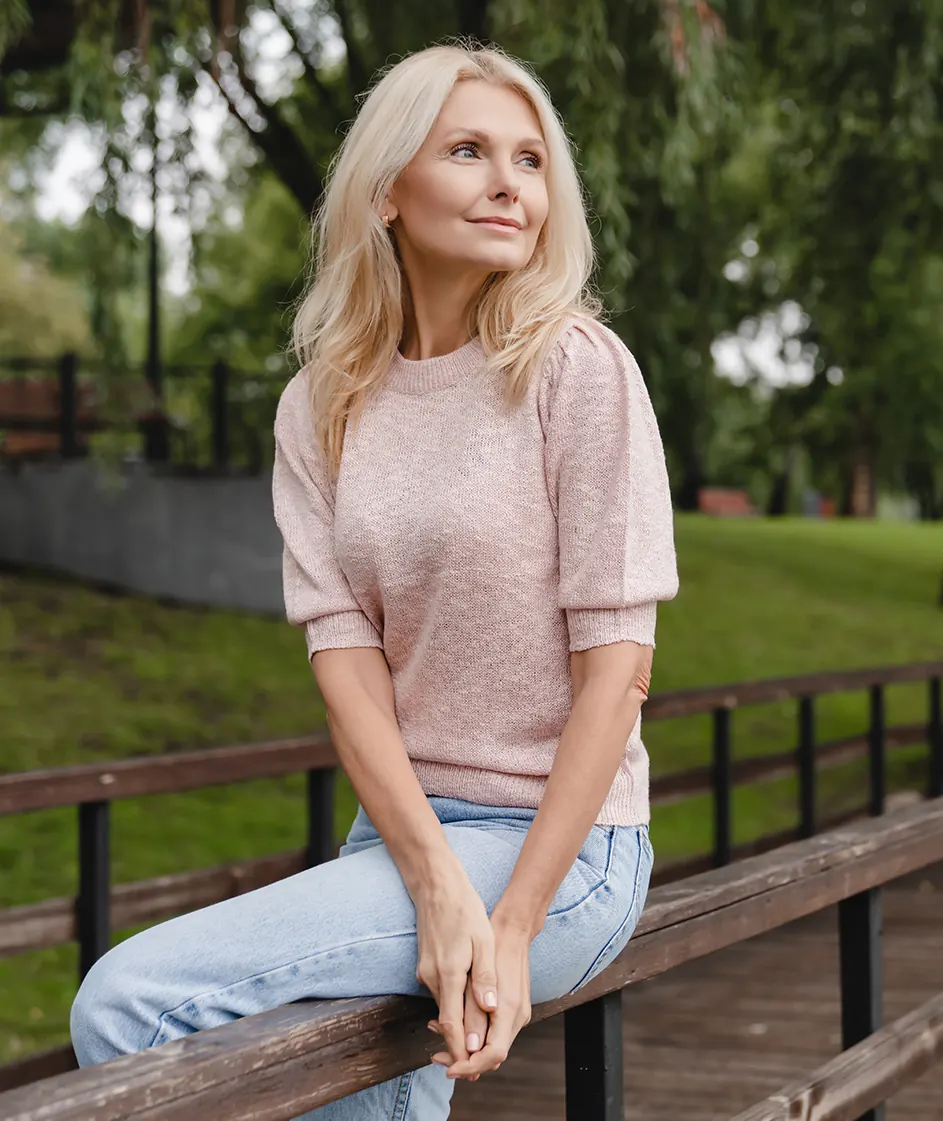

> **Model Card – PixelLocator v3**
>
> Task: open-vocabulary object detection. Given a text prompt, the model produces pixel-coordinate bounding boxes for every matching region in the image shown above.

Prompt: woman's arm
[430,639,652,1078]
[433,322,677,1078]
[312,646,499,1065]
[491,639,652,937]
[312,646,458,897]
[272,378,497,1067]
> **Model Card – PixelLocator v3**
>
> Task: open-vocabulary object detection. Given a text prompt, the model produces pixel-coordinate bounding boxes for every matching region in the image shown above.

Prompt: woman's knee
[70,933,166,1067]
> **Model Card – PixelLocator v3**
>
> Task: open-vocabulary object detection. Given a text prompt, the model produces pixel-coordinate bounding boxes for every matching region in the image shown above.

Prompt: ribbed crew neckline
[385,335,485,395]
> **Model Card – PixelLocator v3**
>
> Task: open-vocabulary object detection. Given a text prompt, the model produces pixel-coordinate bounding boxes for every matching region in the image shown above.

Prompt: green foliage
[5,0,943,515]
[0,219,90,355]
[166,172,306,368]
[724,0,943,513]
[0,0,30,60]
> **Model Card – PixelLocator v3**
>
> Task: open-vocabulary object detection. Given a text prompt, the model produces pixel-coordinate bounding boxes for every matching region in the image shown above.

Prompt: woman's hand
[413,865,499,1072]
[430,911,533,1080]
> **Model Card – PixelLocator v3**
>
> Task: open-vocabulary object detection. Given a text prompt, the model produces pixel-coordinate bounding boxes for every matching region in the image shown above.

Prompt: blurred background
[0,0,941,1074]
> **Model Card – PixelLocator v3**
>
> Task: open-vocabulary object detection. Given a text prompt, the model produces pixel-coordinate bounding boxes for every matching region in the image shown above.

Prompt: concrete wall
[0,461,285,614]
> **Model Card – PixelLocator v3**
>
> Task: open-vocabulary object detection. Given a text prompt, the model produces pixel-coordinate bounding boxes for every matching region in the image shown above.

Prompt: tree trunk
[767,470,789,517]
[676,454,704,512]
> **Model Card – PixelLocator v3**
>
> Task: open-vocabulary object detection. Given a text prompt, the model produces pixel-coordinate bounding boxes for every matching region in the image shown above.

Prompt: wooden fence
[0,354,281,471]
[0,801,941,1120]
[0,660,941,1115]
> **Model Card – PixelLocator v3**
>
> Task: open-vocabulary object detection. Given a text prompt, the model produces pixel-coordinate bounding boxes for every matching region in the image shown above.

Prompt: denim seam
[393,1070,414,1120]
[145,928,416,1050]
[567,827,648,993]
[545,827,615,918]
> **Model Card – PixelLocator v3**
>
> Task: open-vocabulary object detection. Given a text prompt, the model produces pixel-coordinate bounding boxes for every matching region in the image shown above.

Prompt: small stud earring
[382,213,391,228]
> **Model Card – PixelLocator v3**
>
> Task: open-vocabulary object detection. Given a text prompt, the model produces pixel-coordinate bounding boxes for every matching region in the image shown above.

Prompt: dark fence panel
[1,354,288,474]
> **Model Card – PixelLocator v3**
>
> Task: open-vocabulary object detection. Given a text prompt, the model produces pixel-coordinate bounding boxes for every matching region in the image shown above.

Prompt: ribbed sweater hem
[410,758,650,827]
[304,611,384,660]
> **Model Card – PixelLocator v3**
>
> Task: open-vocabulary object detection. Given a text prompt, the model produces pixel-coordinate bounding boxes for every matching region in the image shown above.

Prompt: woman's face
[386,80,550,278]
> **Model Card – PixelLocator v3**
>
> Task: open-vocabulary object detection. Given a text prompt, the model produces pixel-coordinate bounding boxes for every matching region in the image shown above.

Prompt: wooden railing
[0,353,282,471]
[0,800,941,1120]
[0,661,941,1107]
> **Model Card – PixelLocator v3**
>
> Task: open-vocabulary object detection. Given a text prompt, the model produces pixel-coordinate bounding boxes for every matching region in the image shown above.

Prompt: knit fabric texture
[272,316,679,825]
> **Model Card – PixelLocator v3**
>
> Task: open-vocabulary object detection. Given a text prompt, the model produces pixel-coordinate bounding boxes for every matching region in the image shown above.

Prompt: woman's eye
[450,143,543,169]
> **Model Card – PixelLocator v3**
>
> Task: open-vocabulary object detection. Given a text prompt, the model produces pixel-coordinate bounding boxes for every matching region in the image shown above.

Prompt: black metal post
[211,360,230,470]
[77,801,111,981]
[564,991,624,1121]
[928,677,943,800]
[58,352,79,458]
[712,706,732,868]
[838,888,884,1121]
[306,768,336,868]
[797,695,816,838]
[868,684,886,817]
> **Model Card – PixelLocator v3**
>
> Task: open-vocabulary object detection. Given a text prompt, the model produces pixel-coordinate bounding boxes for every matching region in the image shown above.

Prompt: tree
[722,0,943,517]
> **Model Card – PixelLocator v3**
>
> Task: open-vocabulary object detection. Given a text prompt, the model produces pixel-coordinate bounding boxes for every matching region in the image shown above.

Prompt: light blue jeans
[71,796,653,1120]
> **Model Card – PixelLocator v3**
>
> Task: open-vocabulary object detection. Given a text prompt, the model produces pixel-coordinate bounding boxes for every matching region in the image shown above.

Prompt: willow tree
[3,0,742,501]
[719,0,943,517]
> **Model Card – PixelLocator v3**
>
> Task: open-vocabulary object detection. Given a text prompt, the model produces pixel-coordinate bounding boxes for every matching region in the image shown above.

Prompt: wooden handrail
[2,663,940,817]
[728,990,943,1121]
[1,800,941,1121]
[0,803,868,961]
[0,736,336,816]
[642,661,943,719]
[649,722,925,804]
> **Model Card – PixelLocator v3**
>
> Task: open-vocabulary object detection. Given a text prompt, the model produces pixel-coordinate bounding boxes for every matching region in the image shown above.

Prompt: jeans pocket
[566,826,653,994]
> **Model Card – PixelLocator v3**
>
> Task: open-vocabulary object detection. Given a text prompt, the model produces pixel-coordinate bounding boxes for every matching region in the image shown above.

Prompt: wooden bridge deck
[451,863,943,1120]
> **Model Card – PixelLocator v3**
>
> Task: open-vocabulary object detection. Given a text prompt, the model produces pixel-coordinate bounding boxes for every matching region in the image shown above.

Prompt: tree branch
[458,0,490,42]
[271,0,346,122]
[205,63,322,215]
[332,0,370,99]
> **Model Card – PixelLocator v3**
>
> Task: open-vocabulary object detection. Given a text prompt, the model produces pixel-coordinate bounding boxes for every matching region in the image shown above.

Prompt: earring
[382,213,391,228]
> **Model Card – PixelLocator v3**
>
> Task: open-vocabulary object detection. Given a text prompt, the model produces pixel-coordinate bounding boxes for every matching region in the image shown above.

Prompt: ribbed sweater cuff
[305,611,384,660]
[566,603,658,651]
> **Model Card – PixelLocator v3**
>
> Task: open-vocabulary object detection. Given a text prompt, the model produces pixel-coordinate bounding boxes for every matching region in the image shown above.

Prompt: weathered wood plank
[0,803,869,961]
[1,661,939,818]
[0,1048,76,1094]
[643,663,943,720]
[0,850,311,959]
[728,991,943,1121]
[453,870,943,1119]
[649,725,926,806]
[0,738,336,816]
[0,802,940,1121]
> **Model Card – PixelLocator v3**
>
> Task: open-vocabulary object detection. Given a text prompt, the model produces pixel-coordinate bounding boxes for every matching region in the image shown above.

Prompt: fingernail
[485,990,497,1009]
[466,1032,480,1051]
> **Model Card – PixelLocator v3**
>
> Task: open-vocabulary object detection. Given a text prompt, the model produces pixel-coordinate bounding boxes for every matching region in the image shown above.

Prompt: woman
[70,40,678,1120]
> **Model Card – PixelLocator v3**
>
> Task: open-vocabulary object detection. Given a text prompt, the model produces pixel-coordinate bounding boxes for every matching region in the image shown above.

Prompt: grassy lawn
[1,514,941,1063]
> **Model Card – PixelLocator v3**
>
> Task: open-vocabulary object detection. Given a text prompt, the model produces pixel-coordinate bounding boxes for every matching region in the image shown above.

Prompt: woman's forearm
[493,643,652,938]
[312,647,462,899]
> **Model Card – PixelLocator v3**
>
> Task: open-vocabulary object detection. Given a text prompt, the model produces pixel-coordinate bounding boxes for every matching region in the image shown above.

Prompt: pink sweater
[272,316,679,825]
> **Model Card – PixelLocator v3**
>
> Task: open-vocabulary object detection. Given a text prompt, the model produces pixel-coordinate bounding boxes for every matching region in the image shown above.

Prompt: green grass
[1,514,941,1063]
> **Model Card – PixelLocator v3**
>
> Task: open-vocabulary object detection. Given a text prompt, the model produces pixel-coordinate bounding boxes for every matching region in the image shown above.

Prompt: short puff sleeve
[272,372,384,660]
[538,319,679,651]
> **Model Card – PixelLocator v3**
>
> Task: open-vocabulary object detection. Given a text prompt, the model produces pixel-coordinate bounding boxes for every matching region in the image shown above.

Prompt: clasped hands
[414,873,534,1082]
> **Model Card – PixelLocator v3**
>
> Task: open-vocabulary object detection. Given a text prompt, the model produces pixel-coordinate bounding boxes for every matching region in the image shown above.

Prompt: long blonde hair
[291,38,603,481]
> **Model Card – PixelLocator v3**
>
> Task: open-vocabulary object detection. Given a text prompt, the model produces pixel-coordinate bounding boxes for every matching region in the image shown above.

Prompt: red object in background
[697,487,757,517]
[819,497,836,518]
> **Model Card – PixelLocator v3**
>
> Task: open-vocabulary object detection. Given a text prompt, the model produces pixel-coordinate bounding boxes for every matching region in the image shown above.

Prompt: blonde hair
[291,38,604,481]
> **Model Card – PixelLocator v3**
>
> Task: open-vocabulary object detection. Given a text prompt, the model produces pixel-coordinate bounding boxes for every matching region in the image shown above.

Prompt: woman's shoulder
[540,314,642,395]
[274,367,315,437]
